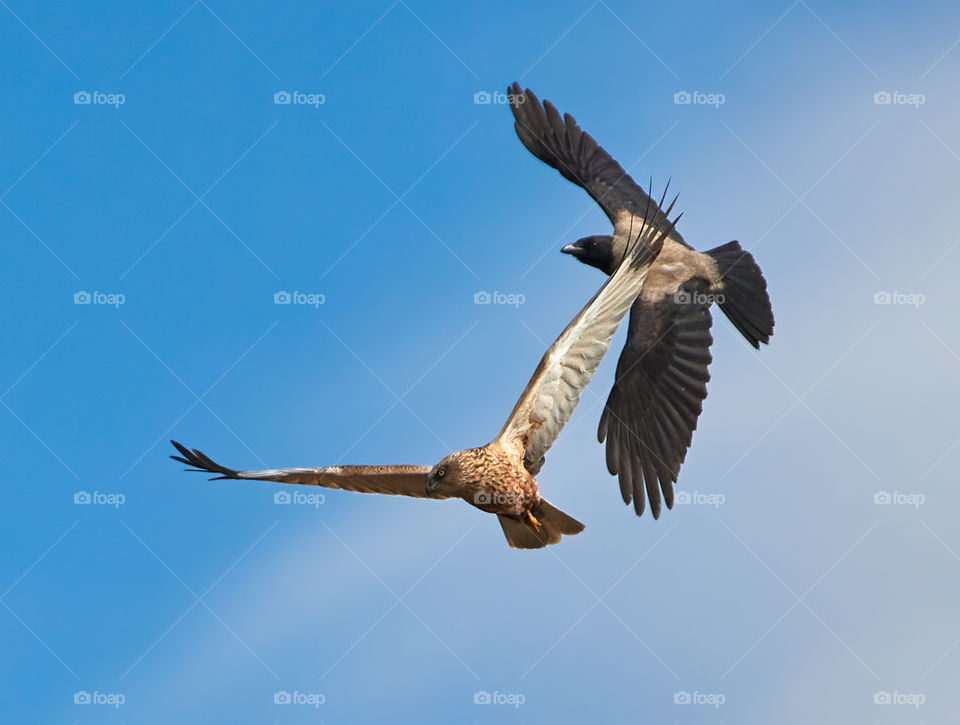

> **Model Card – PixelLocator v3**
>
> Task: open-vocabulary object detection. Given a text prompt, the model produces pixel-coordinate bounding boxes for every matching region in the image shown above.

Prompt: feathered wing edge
[497,187,681,474]
[508,82,682,242]
[170,441,440,498]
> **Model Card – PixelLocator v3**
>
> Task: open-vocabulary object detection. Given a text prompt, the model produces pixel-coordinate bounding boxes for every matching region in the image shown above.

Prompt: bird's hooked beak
[425,479,438,498]
[561,243,585,259]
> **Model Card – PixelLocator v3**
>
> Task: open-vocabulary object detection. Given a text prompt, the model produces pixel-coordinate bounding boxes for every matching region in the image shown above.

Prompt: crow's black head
[561,235,616,275]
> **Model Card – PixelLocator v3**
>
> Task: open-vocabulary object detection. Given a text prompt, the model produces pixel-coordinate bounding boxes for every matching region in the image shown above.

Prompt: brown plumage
[171,195,679,548]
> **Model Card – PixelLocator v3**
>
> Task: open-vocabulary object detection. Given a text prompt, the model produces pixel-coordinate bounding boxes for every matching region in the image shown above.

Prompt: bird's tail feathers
[706,241,774,348]
[497,499,585,549]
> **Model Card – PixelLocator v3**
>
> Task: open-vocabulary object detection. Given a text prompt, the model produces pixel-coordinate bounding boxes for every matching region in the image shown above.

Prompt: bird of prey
[171,200,680,549]
[508,83,774,520]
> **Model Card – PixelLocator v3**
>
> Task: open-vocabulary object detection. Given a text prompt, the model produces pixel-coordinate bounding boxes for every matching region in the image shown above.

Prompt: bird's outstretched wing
[170,441,444,498]
[496,200,680,474]
[508,83,683,243]
[599,284,714,519]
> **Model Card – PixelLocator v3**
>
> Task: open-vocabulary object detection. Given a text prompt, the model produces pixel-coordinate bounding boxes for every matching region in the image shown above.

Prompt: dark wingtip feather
[171,440,192,458]
[169,440,237,479]
[632,480,646,516]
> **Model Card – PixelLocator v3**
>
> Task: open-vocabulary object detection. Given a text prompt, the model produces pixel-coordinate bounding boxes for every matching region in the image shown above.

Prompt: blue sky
[2,1,959,723]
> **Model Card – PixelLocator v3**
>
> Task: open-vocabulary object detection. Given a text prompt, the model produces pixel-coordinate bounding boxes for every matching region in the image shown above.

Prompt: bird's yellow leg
[524,510,542,532]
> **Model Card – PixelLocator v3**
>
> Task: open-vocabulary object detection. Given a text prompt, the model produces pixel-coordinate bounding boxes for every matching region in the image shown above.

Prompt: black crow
[509,83,774,519]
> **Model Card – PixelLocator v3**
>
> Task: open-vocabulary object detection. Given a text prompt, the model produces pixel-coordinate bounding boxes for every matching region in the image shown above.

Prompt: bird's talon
[525,512,543,532]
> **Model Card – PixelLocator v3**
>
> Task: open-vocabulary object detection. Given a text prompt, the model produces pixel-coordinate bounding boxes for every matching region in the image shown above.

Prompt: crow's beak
[561,244,584,258]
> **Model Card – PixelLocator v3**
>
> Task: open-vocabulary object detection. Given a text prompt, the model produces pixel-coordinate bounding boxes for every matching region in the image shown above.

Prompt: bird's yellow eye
[437,467,446,478]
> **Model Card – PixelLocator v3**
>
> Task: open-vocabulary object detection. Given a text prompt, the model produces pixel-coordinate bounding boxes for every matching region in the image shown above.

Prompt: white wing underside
[497,210,677,474]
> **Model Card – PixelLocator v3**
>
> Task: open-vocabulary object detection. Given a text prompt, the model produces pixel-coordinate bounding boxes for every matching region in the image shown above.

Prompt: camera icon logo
[274,291,291,304]
[673,91,691,105]
[274,91,291,105]
[474,492,492,505]
[274,690,292,704]
[74,491,91,504]
[674,690,692,704]
[675,491,691,505]
[74,291,91,305]
[474,91,492,105]
[673,291,691,304]
[873,291,891,304]
[874,491,892,505]
[873,690,891,704]
[74,691,92,704]
[474,691,492,704]
[474,291,491,304]
[873,91,892,105]
[274,491,291,504]
[74,91,91,105]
